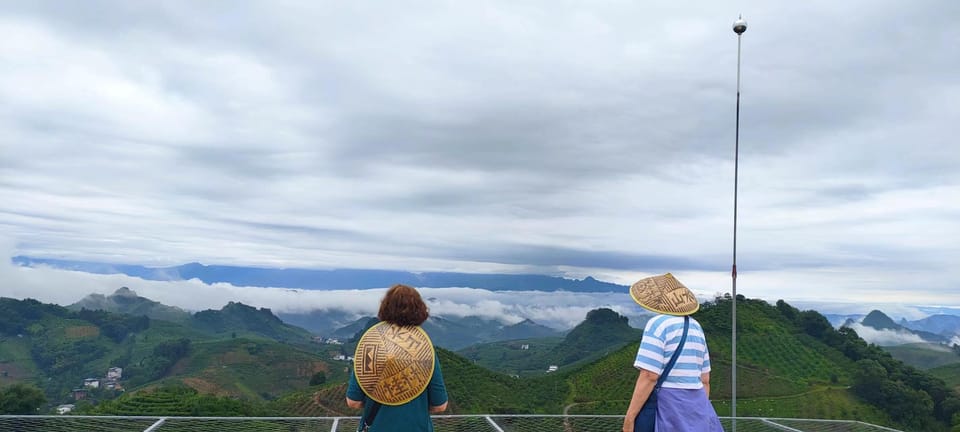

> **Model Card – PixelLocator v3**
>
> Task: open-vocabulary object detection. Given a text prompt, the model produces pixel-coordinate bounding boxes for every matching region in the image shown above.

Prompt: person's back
[346,353,447,432]
[634,314,711,389]
[345,284,449,432]
[622,273,722,432]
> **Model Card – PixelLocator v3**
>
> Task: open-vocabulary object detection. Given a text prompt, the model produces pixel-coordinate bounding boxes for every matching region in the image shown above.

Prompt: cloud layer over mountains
[3,257,646,329]
[5,253,957,332]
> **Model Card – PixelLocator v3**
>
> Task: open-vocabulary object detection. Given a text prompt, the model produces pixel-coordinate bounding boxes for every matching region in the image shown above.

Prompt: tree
[309,371,327,386]
[0,383,46,414]
[851,359,887,401]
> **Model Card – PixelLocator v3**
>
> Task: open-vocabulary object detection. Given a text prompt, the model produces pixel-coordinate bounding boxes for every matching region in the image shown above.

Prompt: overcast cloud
[1,1,958,306]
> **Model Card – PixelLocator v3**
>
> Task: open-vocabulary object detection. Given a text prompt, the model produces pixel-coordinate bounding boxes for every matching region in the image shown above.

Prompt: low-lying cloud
[844,322,925,346]
[1,256,648,330]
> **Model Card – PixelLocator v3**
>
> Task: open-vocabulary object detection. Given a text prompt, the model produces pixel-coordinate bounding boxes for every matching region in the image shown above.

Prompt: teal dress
[346,355,448,432]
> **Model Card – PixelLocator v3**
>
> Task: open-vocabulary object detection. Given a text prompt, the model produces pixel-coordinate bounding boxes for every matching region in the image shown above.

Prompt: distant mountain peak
[112,286,138,297]
[583,308,628,326]
[862,310,899,330]
[69,287,191,323]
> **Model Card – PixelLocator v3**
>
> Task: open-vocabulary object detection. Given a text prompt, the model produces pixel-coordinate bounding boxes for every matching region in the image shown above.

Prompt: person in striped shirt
[622,273,723,432]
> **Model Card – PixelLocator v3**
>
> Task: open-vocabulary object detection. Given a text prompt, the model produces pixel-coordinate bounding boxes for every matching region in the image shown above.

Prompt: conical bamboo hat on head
[353,321,435,405]
[629,273,700,316]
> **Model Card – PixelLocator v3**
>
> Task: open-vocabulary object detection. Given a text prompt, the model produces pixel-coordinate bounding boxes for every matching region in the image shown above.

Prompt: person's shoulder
[645,314,681,332]
[687,316,706,329]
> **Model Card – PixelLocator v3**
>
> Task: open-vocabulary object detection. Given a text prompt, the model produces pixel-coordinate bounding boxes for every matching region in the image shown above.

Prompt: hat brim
[629,273,700,316]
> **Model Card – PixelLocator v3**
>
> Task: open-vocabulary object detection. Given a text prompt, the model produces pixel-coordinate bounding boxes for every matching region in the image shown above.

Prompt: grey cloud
[0,1,958,304]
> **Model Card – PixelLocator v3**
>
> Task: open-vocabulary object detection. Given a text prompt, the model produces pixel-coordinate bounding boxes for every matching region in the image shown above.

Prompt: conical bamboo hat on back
[629,273,700,316]
[353,322,435,405]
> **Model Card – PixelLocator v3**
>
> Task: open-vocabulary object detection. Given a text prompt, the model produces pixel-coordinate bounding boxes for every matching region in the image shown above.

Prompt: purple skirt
[655,388,723,432]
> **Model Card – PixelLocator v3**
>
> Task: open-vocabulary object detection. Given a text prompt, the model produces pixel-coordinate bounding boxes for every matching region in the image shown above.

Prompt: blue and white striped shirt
[633,314,711,389]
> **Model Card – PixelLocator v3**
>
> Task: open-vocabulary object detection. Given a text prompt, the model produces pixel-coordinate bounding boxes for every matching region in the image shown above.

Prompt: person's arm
[701,372,711,399]
[622,369,659,432]
[429,401,448,413]
[344,368,365,409]
[427,354,449,413]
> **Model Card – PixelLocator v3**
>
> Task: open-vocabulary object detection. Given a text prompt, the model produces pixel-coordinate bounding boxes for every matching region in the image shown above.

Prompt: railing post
[759,418,804,432]
[484,416,505,432]
[143,417,166,432]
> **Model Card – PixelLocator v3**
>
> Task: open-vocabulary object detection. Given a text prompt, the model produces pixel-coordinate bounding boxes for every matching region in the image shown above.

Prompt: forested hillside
[0,297,344,409]
[458,308,640,375]
[3,295,959,431]
[563,297,960,431]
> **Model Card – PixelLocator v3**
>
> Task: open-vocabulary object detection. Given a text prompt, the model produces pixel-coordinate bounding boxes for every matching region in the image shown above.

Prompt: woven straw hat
[629,273,700,316]
[353,322,435,405]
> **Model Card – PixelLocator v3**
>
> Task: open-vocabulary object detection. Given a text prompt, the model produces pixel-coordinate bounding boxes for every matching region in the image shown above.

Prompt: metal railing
[0,415,905,432]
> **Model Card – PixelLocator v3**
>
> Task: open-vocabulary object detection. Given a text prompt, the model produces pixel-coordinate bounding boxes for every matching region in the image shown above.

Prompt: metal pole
[731,14,747,432]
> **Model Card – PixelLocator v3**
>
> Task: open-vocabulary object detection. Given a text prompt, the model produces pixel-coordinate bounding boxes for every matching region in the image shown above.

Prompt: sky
[1,1,959,311]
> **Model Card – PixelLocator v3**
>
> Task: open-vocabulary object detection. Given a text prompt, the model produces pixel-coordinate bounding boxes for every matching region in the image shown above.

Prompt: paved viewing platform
[0,415,905,431]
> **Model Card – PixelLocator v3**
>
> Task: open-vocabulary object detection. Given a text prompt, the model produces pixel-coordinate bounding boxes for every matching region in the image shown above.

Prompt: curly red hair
[377,284,429,327]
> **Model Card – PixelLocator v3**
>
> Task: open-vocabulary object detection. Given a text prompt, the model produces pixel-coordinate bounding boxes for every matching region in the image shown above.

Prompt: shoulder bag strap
[358,401,381,432]
[655,316,690,389]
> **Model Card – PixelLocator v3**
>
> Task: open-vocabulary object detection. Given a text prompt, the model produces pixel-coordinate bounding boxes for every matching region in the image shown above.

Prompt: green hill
[192,302,313,343]
[458,337,563,376]
[561,298,960,431]
[151,337,349,400]
[84,384,267,416]
[458,308,640,376]
[929,363,960,393]
[5,294,960,431]
[884,343,960,370]
[0,296,336,409]
[300,347,568,415]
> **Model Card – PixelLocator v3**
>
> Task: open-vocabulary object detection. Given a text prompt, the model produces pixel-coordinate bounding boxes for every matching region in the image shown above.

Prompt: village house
[106,367,122,380]
[72,389,88,400]
[56,404,75,415]
[83,378,100,389]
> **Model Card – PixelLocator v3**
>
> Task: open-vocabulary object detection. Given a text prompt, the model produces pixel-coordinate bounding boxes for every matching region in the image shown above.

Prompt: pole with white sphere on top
[731,14,746,432]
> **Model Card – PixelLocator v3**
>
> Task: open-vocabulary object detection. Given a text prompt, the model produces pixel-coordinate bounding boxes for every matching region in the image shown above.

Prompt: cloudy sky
[1,1,958,309]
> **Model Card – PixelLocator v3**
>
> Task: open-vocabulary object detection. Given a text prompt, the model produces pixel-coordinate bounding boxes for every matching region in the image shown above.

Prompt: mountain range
[849,310,952,344]
[900,314,960,339]
[70,288,565,350]
[13,256,626,292]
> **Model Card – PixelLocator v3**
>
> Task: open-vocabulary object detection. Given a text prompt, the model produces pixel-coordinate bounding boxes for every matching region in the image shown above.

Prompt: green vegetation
[437,347,567,414]
[82,384,265,416]
[0,383,46,414]
[3,293,959,431]
[885,343,960,370]
[930,363,960,393]
[191,302,313,343]
[457,338,562,375]
[309,371,326,386]
[0,296,346,409]
[564,298,959,431]
[458,308,640,376]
